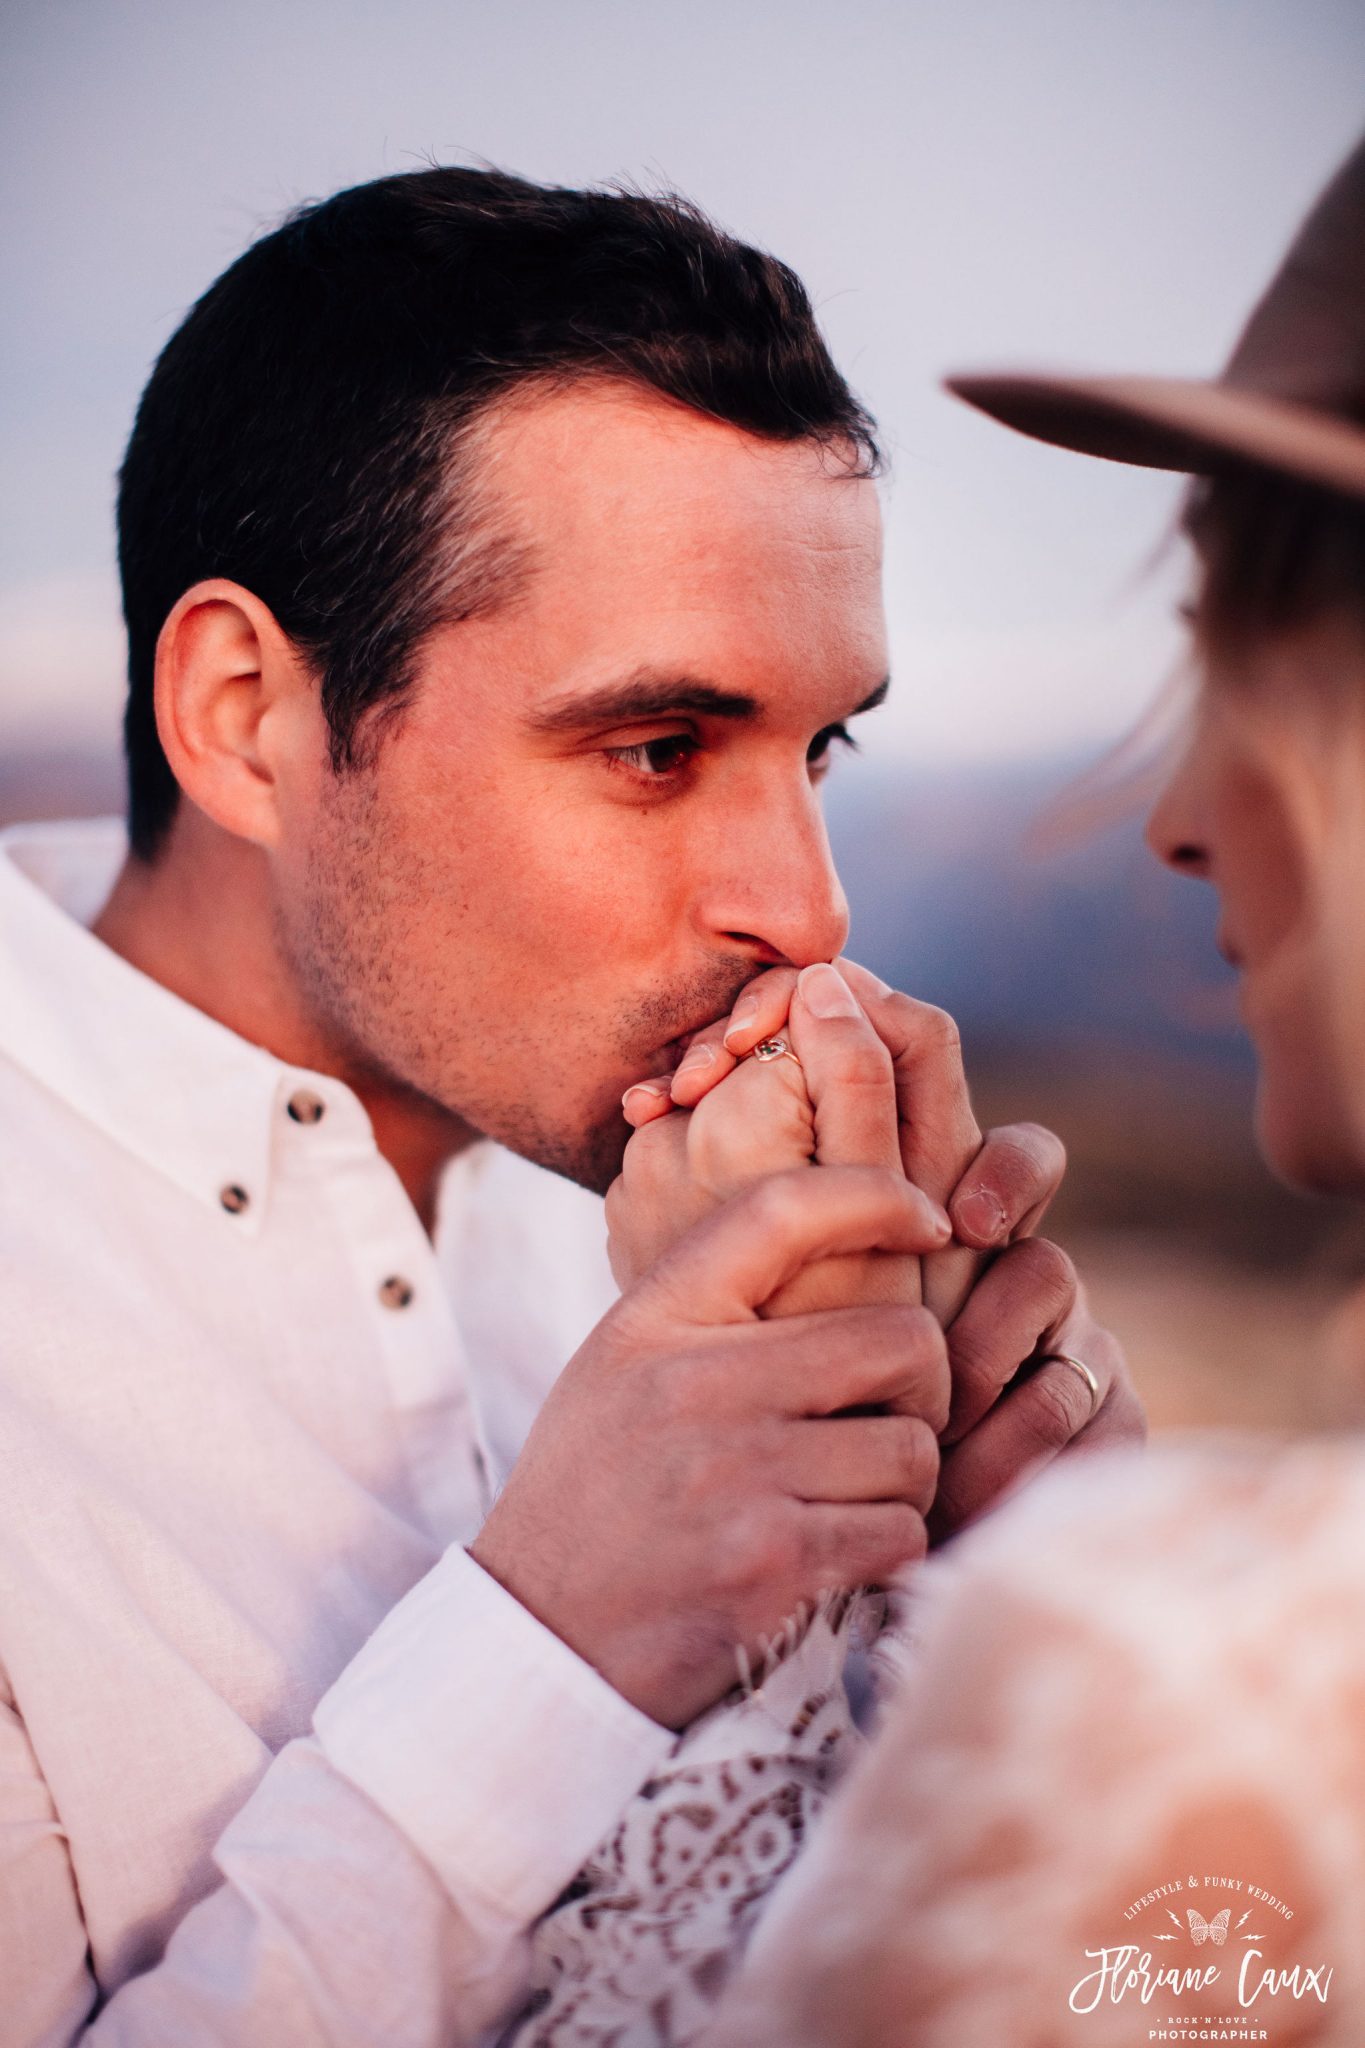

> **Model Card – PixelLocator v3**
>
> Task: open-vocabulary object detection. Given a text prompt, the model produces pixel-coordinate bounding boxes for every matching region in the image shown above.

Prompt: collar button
[219,1183,250,1215]
[287,1089,327,1126]
[378,1275,415,1310]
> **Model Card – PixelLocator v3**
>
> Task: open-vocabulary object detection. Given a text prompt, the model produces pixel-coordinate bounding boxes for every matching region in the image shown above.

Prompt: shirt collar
[0,818,335,1236]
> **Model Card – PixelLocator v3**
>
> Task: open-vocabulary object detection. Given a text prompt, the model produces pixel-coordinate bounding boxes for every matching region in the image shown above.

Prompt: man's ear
[153,580,321,850]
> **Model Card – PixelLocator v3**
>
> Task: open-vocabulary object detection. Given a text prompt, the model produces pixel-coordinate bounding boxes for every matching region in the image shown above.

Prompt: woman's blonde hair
[1183,467,1365,661]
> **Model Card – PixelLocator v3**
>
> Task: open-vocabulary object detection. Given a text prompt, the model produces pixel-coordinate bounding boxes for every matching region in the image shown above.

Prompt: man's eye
[603,734,699,779]
[807,722,859,775]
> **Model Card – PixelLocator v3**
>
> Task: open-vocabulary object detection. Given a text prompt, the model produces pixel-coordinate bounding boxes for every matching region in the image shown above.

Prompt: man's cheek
[503,844,646,964]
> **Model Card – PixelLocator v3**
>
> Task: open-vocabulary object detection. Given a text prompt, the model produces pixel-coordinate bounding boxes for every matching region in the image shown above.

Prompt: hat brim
[945,371,1365,502]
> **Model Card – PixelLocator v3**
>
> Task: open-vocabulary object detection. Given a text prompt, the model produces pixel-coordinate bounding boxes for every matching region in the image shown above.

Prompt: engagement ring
[750,1037,802,1067]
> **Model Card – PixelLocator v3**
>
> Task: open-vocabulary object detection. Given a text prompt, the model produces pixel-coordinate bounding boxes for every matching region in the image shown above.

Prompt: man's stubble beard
[277,771,749,1196]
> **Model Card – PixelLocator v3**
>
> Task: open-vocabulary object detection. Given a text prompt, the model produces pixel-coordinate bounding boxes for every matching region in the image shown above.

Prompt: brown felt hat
[946,134,1365,502]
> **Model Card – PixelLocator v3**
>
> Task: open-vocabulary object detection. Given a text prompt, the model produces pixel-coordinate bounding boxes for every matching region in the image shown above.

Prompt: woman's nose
[1146,758,1212,880]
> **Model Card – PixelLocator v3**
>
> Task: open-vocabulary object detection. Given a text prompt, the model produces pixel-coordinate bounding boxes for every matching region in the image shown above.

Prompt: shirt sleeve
[311,1545,676,1924]
[0,1548,674,2048]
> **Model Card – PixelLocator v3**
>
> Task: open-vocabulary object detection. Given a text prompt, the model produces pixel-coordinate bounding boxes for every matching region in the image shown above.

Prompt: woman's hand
[609,963,933,1318]
[633,958,1003,1326]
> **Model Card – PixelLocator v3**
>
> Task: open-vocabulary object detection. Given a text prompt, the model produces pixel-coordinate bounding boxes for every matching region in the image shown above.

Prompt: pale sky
[2,0,1364,767]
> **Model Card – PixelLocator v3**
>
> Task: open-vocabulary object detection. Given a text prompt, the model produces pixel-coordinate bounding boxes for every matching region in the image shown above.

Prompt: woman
[693,134,1365,2044]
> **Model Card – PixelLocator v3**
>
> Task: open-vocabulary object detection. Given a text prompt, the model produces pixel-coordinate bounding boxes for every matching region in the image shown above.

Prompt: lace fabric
[498,1591,890,2047]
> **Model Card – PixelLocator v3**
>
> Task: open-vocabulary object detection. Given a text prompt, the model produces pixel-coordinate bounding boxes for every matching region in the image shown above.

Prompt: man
[0,166,1140,2042]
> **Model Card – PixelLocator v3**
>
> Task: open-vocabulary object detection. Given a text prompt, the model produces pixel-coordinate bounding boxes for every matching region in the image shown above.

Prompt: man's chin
[477,1104,632,1198]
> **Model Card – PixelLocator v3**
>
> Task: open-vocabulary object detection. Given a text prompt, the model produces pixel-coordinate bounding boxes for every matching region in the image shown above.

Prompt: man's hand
[636,959,1146,1526]
[471,1165,953,1730]
[930,1242,1144,1539]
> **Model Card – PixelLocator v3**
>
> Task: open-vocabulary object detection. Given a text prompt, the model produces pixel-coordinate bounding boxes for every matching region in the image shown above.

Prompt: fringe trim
[864,1572,925,1701]
[732,1585,863,1699]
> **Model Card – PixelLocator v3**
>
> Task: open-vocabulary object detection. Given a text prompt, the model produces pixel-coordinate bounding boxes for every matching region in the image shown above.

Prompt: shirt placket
[279,1079,492,1547]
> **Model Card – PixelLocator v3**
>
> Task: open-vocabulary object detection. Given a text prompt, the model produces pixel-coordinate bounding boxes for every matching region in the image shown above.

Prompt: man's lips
[666,1024,707,1061]
[637,1004,741,1085]
[617,976,767,1097]
[651,1025,709,1076]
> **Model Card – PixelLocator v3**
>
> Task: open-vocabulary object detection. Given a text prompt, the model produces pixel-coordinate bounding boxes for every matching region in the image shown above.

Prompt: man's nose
[696,777,850,969]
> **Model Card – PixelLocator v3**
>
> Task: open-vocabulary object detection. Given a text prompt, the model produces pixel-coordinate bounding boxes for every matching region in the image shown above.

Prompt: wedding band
[1041,1352,1101,1420]
[750,1036,802,1067]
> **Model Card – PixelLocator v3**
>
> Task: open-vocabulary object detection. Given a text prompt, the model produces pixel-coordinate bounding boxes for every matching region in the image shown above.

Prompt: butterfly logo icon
[1188,1909,1231,1947]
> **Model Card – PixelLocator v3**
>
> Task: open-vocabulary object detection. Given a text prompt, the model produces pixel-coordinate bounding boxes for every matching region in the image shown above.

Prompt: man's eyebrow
[526,672,891,734]
[526,676,759,733]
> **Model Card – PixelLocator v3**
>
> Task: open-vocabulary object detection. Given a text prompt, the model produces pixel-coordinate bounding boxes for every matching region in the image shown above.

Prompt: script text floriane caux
[1069,1948,1333,2014]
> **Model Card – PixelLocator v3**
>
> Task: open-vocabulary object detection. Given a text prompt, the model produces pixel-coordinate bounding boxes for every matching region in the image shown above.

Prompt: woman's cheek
[1313,844,1365,1180]
[1232,758,1365,1191]
[1214,753,1315,967]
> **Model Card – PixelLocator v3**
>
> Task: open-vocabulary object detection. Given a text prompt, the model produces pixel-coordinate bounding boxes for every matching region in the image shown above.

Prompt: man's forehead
[479,376,883,558]
[435,380,888,729]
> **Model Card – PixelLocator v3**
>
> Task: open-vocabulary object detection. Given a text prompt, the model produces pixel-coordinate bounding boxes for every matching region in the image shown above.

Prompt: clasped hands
[472,959,1143,1731]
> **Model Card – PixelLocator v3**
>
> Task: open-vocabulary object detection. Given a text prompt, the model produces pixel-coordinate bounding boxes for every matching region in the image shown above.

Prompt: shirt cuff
[313,1545,676,1924]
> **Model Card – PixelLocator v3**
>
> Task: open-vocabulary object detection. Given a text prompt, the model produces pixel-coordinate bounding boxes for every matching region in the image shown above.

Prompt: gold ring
[750,1036,802,1068]
[1041,1352,1101,1421]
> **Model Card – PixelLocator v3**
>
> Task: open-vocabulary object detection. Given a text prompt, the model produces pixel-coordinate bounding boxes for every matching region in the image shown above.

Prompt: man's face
[275,380,888,1192]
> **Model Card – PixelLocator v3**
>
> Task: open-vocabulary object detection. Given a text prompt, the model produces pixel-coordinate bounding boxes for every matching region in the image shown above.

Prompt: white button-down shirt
[0,819,675,2046]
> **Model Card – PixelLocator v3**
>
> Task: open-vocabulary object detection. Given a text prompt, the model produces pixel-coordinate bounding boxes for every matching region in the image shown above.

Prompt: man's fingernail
[837,956,891,997]
[675,1041,717,1077]
[798,961,861,1020]
[955,1188,1008,1244]
[723,995,760,1047]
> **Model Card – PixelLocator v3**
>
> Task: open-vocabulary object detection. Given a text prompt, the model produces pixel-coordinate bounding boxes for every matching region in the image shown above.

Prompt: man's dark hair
[117,166,881,859]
